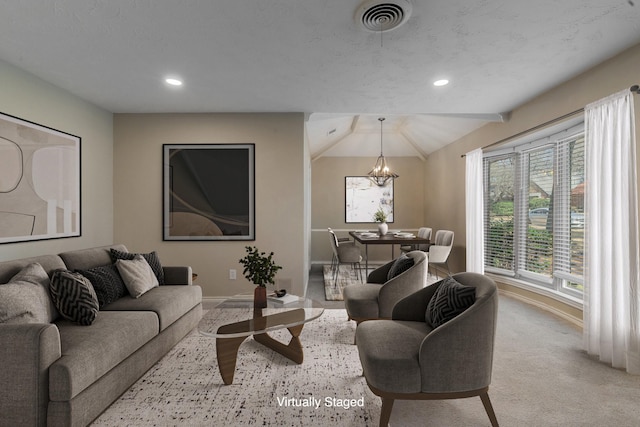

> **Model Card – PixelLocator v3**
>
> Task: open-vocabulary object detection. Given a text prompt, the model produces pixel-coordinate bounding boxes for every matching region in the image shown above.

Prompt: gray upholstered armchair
[343,251,428,324]
[355,272,499,427]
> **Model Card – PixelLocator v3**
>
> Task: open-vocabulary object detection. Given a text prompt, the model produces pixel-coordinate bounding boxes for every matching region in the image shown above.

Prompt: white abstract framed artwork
[0,112,81,244]
[345,176,394,223]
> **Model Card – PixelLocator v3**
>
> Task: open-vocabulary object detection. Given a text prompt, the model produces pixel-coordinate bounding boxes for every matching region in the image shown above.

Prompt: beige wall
[0,59,114,261]
[311,156,426,263]
[113,113,306,298]
[425,42,640,275]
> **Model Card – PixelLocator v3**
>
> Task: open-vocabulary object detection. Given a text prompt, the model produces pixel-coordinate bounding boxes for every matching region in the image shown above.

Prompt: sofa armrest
[162,266,193,285]
[0,323,61,426]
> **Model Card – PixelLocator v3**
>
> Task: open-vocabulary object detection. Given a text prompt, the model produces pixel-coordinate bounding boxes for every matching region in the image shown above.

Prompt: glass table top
[198,294,325,339]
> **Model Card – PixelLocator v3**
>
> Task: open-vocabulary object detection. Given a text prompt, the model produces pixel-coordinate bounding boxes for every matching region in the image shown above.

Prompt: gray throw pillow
[387,253,415,281]
[0,263,58,324]
[77,264,127,307]
[110,249,165,284]
[425,276,476,328]
[115,255,159,298]
[50,270,99,326]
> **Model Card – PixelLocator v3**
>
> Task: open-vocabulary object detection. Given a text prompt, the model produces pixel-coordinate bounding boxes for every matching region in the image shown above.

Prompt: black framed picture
[0,111,81,244]
[163,144,255,241]
[345,176,394,223]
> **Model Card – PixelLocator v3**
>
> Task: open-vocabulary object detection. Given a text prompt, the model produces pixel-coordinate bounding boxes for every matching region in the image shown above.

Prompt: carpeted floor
[92,296,640,426]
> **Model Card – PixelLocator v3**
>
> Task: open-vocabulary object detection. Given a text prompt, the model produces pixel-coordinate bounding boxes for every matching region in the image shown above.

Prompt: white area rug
[323,265,364,301]
[92,310,378,426]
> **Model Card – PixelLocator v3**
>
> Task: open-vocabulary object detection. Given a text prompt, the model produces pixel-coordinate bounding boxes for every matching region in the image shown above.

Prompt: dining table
[349,230,430,272]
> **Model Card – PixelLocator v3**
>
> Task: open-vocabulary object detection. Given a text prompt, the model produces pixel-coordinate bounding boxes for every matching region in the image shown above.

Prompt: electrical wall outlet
[229,269,236,280]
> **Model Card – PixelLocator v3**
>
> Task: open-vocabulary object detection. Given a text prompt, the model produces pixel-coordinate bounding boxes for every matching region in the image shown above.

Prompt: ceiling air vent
[355,0,413,32]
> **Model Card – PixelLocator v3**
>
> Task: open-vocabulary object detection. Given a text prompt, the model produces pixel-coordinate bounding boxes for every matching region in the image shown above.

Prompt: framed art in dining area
[163,144,255,241]
[0,111,81,244]
[345,176,394,223]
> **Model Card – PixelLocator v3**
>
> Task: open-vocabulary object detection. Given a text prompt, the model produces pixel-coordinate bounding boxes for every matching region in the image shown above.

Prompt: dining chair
[328,228,363,286]
[400,227,432,253]
[428,229,454,278]
[355,272,499,427]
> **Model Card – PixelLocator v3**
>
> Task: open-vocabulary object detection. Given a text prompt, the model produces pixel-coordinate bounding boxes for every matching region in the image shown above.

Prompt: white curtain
[584,89,640,374]
[465,148,484,273]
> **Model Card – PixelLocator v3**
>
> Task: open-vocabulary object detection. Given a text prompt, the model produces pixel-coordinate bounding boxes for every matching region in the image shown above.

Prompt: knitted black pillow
[49,270,99,326]
[109,249,165,285]
[425,276,476,328]
[77,264,127,307]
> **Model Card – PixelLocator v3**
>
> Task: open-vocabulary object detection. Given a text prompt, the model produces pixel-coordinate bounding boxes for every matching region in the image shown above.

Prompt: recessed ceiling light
[165,78,183,86]
[433,79,449,87]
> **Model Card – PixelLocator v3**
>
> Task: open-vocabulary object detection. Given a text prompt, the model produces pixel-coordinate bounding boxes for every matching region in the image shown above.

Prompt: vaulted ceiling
[1,1,639,158]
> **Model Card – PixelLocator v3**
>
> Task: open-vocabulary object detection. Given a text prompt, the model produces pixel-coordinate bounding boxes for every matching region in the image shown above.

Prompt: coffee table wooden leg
[216,336,248,385]
[253,324,305,364]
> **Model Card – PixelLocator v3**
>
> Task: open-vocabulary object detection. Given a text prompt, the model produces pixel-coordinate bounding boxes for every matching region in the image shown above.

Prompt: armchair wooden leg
[480,391,499,427]
[379,397,394,427]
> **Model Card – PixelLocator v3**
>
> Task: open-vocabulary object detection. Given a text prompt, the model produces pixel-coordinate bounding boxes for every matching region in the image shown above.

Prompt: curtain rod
[460,84,640,158]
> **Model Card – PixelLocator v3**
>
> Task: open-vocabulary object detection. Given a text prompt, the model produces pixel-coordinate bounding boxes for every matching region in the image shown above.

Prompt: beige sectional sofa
[0,244,203,427]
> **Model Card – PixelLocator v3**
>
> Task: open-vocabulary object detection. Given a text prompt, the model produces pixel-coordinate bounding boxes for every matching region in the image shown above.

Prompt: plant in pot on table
[374,208,389,236]
[239,246,282,309]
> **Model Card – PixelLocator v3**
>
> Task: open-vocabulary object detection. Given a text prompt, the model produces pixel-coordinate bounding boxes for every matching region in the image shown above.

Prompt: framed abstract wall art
[0,112,81,244]
[345,176,394,223]
[163,144,255,241]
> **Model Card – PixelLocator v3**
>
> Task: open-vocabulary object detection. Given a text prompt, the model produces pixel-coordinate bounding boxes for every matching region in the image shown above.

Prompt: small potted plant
[373,208,389,236]
[239,246,282,309]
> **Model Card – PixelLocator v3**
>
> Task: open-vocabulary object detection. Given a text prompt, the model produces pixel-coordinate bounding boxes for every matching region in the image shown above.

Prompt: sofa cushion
[77,264,127,308]
[115,255,159,298]
[101,285,202,331]
[110,249,165,285]
[356,319,432,394]
[425,276,476,328]
[0,263,58,324]
[0,255,66,284]
[49,310,159,401]
[58,244,128,271]
[387,253,415,281]
[50,270,99,326]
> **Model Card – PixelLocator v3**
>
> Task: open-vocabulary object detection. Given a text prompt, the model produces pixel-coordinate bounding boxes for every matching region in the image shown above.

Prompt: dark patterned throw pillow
[109,249,165,285]
[50,270,99,326]
[425,276,476,328]
[77,264,127,307]
[387,253,415,281]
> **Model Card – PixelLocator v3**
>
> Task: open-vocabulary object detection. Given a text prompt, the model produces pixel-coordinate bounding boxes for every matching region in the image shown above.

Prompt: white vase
[378,222,388,236]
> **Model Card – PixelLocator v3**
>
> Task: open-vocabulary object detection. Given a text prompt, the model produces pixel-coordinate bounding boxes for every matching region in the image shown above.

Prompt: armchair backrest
[418,272,498,393]
[377,251,429,317]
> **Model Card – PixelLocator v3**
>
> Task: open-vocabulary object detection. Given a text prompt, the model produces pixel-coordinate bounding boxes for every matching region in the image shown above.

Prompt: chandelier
[368,117,398,186]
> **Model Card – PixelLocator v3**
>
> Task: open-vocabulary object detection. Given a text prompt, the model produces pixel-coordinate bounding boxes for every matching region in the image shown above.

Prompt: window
[483,122,585,299]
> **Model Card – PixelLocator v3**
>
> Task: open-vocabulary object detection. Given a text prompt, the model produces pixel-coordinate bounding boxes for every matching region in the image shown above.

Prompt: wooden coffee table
[198,295,324,385]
